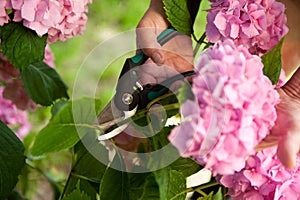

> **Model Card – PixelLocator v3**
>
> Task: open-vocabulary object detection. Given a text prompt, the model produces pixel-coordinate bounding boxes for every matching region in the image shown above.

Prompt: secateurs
[97,28,195,141]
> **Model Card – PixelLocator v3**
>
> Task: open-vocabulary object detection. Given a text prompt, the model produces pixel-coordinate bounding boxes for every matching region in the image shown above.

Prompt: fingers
[277,131,300,169]
[255,135,278,152]
[136,28,165,65]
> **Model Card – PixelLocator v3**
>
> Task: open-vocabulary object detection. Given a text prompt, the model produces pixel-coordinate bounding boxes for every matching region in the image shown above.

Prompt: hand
[98,0,194,153]
[280,0,300,75]
[136,0,194,85]
[256,67,300,169]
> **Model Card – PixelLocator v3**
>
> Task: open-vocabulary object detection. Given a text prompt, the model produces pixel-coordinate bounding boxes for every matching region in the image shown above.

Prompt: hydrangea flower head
[0,86,31,139]
[0,45,55,110]
[218,147,300,200]
[169,39,279,175]
[0,0,92,43]
[0,0,11,26]
[206,0,288,55]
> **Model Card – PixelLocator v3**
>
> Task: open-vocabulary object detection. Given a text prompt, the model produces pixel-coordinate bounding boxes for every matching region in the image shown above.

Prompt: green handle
[130,27,177,64]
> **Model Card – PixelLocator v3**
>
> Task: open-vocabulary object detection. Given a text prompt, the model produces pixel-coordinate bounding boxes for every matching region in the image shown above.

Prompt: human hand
[136,0,194,85]
[256,67,300,169]
[280,0,300,75]
[98,0,194,149]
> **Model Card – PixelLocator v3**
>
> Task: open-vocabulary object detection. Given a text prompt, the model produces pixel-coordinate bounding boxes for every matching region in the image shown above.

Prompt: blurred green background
[51,1,151,106]
[23,0,210,199]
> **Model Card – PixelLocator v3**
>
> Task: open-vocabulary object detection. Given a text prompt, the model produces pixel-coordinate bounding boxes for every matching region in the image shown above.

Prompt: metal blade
[97,100,137,141]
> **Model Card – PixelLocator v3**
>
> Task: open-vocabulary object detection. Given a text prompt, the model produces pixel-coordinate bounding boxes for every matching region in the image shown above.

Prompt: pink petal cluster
[0,0,92,43]
[169,39,279,175]
[0,45,55,110]
[0,0,10,26]
[0,86,31,139]
[206,0,288,55]
[218,147,300,200]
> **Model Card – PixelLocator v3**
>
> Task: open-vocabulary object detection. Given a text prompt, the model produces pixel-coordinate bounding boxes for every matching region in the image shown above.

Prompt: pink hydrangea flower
[0,86,31,139]
[206,0,288,55]
[0,0,11,26]
[169,39,279,175]
[218,146,300,200]
[276,69,286,88]
[0,44,55,110]
[0,55,19,82]
[44,44,55,68]
[3,78,37,110]
[1,0,91,43]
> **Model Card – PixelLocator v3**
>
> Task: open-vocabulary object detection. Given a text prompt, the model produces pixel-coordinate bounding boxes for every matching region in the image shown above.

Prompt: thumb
[136,27,165,65]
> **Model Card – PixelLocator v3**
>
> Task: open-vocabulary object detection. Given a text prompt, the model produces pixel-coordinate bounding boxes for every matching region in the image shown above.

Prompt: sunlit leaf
[163,0,193,34]
[262,38,284,85]
[62,188,91,200]
[30,97,101,156]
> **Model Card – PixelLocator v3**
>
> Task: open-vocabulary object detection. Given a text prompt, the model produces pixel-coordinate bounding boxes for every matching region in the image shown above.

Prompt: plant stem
[196,189,208,197]
[194,180,219,190]
[169,187,194,200]
[193,32,206,56]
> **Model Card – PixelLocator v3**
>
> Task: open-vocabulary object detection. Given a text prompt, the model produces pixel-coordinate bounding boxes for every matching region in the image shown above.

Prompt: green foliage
[198,187,223,200]
[154,169,186,200]
[30,97,102,156]
[0,121,25,199]
[163,0,194,34]
[61,132,108,199]
[262,38,284,85]
[99,151,129,200]
[170,157,202,177]
[62,188,91,200]
[0,22,47,69]
[21,62,69,106]
[177,82,194,105]
[128,172,157,199]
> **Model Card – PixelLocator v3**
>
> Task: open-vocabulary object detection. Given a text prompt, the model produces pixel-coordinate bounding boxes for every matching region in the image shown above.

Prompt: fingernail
[152,52,163,65]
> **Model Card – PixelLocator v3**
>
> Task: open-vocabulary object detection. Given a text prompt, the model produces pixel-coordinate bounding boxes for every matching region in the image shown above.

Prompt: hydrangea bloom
[0,86,31,139]
[168,39,279,175]
[0,0,10,26]
[0,0,92,43]
[218,146,300,200]
[206,0,288,55]
[0,44,55,110]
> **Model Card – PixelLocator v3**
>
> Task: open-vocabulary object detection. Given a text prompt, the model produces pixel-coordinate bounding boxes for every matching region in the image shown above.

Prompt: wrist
[282,67,300,99]
[149,0,164,9]
[148,0,170,26]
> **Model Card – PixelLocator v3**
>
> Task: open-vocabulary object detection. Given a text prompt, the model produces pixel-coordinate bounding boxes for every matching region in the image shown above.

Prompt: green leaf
[21,62,69,106]
[62,188,91,200]
[163,0,193,34]
[170,157,202,177]
[262,38,284,85]
[213,187,223,200]
[198,186,223,200]
[30,97,102,156]
[99,151,129,200]
[0,121,25,199]
[177,82,194,105]
[61,132,109,199]
[51,99,69,118]
[154,169,186,200]
[0,22,47,69]
[135,174,160,200]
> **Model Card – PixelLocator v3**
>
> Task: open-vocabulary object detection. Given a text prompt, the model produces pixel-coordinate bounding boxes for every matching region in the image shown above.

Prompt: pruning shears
[97,27,195,140]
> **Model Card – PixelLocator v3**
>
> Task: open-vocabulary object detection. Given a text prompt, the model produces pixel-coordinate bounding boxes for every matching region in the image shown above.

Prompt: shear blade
[97,100,137,141]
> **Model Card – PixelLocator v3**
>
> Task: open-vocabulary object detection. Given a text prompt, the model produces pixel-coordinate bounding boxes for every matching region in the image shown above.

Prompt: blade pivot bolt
[122,93,133,105]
